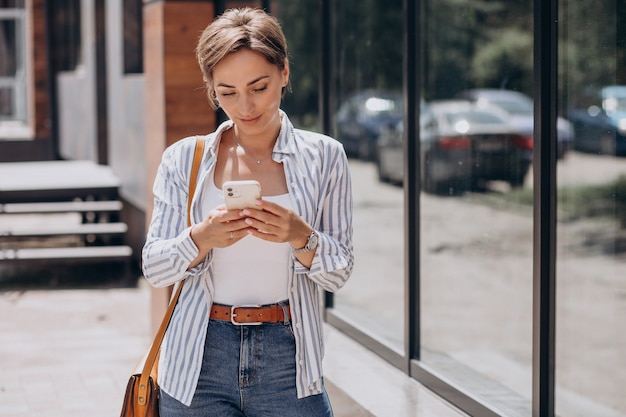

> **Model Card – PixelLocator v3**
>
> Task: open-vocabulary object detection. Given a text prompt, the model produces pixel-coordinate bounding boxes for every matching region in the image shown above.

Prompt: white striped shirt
[142,111,354,406]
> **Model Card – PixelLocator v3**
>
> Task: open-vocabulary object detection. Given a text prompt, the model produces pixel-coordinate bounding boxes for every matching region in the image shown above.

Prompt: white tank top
[202,174,292,305]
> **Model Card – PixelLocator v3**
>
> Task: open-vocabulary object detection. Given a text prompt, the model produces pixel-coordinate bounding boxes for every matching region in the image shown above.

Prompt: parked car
[376,100,534,193]
[457,89,574,159]
[376,101,435,185]
[567,85,626,156]
[335,90,403,161]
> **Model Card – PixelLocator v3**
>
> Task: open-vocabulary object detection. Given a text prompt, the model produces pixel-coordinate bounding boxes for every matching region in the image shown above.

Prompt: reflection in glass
[329,0,405,352]
[420,0,533,415]
[271,0,321,130]
[558,0,626,416]
[270,0,406,352]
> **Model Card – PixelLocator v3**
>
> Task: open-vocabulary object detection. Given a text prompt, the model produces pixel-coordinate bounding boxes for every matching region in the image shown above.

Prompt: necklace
[235,142,271,164]
[233,131,272,164]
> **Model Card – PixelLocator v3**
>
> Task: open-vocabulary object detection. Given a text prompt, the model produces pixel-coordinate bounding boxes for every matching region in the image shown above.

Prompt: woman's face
[213,48,289,138]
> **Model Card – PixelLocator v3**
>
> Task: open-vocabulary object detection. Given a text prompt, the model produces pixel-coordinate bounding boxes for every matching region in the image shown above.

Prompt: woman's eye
[220,92,235,97]
[252,86,267,93]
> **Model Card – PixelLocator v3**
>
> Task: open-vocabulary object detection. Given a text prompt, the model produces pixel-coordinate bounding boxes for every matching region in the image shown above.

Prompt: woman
[142,7,354,416]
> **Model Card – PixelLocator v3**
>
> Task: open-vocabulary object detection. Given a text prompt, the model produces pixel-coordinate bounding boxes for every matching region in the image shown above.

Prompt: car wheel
[509,172,526,188]
[509,162,530,188]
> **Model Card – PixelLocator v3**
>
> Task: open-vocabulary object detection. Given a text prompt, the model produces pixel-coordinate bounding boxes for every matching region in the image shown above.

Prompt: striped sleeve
[142,137,208,288]
[292,132,354,292]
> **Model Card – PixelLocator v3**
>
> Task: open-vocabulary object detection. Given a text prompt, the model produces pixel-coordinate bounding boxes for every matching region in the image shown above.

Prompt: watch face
[307,233,319,250]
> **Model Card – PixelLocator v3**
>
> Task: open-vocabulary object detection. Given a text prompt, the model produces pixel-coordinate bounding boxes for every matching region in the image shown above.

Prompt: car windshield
[489,99,533,116]
[476,97,533,116]
[444,110,506,126]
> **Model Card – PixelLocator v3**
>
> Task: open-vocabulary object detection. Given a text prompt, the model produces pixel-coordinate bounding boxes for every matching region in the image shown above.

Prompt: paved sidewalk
[0,280,372,417]
[0,283,151,417]
[0,278,469,417]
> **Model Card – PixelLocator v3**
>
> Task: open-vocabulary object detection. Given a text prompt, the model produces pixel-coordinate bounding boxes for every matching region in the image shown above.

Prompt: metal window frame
[321,0,558,415]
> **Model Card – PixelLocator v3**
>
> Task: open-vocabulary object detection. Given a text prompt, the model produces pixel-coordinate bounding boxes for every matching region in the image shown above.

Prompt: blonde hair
[196,7,289,110]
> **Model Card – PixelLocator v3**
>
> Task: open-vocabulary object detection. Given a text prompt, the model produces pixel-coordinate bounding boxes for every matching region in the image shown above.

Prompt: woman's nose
[238,95,254,116]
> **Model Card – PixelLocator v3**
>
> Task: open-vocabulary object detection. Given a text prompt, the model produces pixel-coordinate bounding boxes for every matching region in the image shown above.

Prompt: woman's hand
[241,200,316,267]
[187,205,254,268]
[239,200,308,245]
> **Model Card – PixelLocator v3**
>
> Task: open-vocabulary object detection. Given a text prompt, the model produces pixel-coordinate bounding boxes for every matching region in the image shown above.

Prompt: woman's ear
[282,59,290,87]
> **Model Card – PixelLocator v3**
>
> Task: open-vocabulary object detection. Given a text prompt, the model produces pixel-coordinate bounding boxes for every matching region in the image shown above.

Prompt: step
[0,245,133,262]
[0,222,128,237]
[1,200,123,214]
[0,160,121,203]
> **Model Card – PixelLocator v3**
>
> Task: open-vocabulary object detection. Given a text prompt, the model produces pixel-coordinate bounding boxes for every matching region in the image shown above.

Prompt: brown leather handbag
[119,137,205,417]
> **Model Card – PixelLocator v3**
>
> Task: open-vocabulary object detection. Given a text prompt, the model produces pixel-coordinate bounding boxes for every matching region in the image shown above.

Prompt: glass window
[0,2,27,132]
[557,1,626,416]
[329,0,405,353]
[420,0,534,415]
[271,0,321,131]
[273,0,407,353]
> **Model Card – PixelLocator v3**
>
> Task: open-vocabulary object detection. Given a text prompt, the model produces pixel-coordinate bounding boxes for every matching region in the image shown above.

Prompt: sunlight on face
[213,49,289,138]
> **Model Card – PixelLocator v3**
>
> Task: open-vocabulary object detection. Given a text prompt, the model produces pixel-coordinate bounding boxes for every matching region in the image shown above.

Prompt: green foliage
[274,0,626,127]
[422,0,534,99]
[332,0,403,100]
[273,0,321,129]
[275,0,403,128]
[471,29,533,94]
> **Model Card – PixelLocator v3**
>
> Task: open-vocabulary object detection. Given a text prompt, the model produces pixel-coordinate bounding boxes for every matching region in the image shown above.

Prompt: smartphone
[222,180,262,210]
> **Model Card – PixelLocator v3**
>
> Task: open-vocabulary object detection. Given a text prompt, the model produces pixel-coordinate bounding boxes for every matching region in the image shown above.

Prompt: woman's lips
[239,115,262,125]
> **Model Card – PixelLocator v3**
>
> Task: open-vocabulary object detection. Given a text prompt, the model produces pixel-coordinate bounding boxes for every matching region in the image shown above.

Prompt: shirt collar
[208,110,297,162]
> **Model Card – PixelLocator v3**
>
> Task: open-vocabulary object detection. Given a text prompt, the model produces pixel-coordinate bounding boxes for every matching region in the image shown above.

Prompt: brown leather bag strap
[136,136,206,408]
[187,137,206,225]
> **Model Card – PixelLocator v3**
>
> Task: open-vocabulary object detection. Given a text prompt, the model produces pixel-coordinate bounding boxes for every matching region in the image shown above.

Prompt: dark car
[335,90,403,161]
[376,100,533,193]
[457,89,574,159]
[376,101,436,185]
[567,85,626,156]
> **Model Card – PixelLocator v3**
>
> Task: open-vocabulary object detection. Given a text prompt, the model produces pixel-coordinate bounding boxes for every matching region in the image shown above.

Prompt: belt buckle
[230,304,262,326]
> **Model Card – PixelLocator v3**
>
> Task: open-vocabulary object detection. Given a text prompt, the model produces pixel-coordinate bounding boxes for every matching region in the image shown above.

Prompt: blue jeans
[159,318,334,417]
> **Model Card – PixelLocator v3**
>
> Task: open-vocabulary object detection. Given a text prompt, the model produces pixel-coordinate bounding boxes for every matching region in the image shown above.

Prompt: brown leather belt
[210,304,291,325]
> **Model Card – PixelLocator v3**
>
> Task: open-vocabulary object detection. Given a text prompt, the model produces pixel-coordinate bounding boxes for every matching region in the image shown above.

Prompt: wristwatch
[293,230,319,254]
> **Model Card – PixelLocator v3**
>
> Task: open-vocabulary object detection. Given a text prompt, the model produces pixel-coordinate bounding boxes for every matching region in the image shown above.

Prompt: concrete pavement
[0,280,376,417]
[0,276,469,417]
